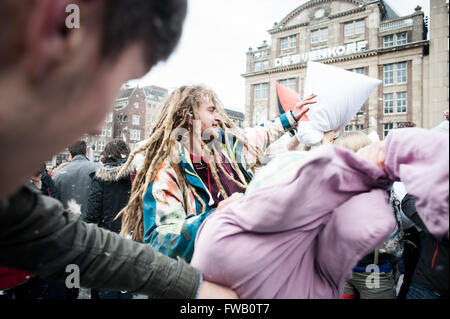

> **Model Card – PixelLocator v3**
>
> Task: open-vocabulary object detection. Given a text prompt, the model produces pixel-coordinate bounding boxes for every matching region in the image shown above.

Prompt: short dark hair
[33,163,47,177]
[0,0,187,72]
[397,122,416,129]
[102,0,188,67]
[68,140,87,157]
[103,139,130,164]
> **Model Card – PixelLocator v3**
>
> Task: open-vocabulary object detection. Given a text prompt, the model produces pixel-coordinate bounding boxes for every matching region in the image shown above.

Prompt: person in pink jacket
[190,128,449,299]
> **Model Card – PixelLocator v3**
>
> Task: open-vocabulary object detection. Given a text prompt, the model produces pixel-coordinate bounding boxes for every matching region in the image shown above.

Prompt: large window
[101,126,107,137]
[281,35,297,49]
[254,61,269,72]
[254,83,268,100]
[344,125,353,132]
[289,35,297,48]
[383,123,394,138]
[384,92,407,114]
[311,28,328,44]
[254,84,261,100]
[383,32,408,48]
[130,129,141,141]
[384,93,394,114]
[384,62,408,85]
[344,19,365,36]
[98,140,105,152]
[396,62,407,84]
[281,37,288,50]
[355,67,365,74]
[383,64,394,85]
[132,114,140,126]
[261,83,268,99]
[396,92,407,113]
[253,105,268,125]
[279,78,297,91]
[396,32,407,45]
[383,34,394,48]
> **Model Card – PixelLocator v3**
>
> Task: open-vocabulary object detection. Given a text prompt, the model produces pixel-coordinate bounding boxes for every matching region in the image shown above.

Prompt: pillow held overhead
[297,61,381,146]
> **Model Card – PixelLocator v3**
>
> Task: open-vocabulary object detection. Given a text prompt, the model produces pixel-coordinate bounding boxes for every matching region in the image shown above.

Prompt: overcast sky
[131,0,430,112]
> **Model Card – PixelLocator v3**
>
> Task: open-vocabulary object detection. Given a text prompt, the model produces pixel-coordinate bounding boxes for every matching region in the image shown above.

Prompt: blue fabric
[143,183,214,262]
[195,273,203,299]
[406,282,441,299]
[279,112,293,130]
[353,262,392,273]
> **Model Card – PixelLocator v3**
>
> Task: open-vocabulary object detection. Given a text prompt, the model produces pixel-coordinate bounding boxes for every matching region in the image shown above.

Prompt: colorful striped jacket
[142,112,297,261]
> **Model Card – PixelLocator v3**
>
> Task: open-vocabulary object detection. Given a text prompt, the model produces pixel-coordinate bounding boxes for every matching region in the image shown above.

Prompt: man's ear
[24,0,94,80]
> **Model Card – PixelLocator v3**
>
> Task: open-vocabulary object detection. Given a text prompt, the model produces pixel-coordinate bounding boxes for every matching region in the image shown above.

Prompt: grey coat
[53,155,99,216]
[0,185,200,298]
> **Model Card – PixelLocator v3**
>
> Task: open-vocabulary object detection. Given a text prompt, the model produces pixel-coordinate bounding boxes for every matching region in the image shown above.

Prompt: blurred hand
[197,280,239,299]
[287,135,300,151]
[356,142,385,171]
[216,192,244,211]
[292,94,316,121]
[322,131,336,144]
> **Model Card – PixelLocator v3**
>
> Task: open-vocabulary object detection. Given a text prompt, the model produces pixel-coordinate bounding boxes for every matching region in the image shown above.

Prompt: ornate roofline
[269,0,367,33]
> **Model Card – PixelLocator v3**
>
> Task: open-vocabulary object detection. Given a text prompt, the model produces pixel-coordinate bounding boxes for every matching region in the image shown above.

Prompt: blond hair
[333,131,371,153]
[116,85,262,242]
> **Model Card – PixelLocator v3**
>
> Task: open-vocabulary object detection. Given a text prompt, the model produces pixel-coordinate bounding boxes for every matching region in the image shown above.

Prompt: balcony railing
[379,18,413,32]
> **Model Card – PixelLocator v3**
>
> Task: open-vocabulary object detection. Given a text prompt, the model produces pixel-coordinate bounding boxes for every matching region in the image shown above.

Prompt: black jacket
[84,161,132,233]
[0,184,200,298]
[402,194,448,298]
[40,170,58,199]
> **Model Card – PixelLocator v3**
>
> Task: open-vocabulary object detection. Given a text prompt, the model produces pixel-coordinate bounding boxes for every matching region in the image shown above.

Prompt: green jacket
[0,184,200,298]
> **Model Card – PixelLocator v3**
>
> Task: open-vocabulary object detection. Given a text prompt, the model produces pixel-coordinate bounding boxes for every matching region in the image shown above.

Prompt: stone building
[113,86,147,151]
[243,0,449,139]
[225,108,245,128]
[143,85,169,138]
[50,84,168,166]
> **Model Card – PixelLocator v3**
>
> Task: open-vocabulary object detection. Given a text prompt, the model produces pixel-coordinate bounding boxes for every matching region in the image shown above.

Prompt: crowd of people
[0,0,448,300]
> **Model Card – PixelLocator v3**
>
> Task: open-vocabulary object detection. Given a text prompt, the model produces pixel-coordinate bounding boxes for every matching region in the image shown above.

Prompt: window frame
[383,34,394,48]
[396,92,407,113]
[396,62,407,84]
[383,93,394,114]
[383,123,394,138]
[383,64,394,85]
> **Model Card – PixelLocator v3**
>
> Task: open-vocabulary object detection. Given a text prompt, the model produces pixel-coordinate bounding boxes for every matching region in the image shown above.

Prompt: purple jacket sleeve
[383,128,449,237]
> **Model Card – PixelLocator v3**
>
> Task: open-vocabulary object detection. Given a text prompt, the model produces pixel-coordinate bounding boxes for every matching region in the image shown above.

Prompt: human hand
[321,131,336,145]
[292,94,316,121]
[216,193,244,211]
[356,142,385,171]
[197,280,239,299]
[287,135,300,151]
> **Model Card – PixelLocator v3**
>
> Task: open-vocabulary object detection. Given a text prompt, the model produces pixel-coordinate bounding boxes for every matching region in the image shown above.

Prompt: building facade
[143,85,169,138]
[225,108,245,128]
[50,84,169,166]
[243,0,449,139]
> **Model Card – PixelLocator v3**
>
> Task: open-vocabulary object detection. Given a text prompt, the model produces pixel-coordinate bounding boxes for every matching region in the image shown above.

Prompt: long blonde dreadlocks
[116,85,263,242]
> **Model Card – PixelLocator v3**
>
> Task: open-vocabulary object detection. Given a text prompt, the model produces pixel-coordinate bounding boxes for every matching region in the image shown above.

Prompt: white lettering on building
[274,41,368,67]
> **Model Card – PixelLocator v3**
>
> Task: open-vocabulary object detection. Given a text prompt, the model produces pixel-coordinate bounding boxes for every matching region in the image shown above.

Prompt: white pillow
[297,61,381,146]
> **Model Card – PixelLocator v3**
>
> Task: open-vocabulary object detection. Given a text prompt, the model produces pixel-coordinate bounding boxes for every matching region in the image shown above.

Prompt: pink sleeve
[383,128,449,237]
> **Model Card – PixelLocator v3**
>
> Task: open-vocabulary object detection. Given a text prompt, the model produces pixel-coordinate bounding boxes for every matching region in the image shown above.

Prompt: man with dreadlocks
[118,85,315,261]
